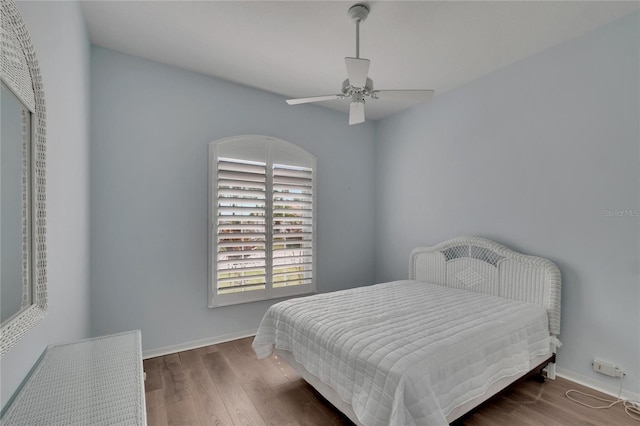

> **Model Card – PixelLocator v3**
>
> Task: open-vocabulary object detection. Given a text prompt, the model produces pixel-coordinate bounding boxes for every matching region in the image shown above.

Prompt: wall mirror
[1,0,47,355]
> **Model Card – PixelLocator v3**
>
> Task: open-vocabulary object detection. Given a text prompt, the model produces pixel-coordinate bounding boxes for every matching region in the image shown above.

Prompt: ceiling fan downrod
[348,4,369,59]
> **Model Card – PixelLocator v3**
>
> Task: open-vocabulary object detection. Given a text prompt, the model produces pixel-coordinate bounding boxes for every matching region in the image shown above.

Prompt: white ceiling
[81,1,639,121]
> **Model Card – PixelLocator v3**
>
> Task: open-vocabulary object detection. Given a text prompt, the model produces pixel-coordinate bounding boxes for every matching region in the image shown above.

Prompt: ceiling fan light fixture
[351,92,365,104]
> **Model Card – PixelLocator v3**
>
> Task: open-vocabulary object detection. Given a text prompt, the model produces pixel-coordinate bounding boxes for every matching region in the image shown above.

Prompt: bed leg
[544,362,556,380]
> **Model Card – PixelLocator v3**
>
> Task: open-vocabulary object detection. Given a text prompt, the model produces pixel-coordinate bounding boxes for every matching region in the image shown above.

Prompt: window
[209,135,316,307]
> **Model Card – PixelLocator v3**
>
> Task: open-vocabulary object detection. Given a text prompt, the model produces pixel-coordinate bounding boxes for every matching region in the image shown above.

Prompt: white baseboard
[557,367,640,402]
[142,329,257,359]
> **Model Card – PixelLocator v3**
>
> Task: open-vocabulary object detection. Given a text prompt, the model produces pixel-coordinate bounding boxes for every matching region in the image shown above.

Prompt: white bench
[1,331,146,425]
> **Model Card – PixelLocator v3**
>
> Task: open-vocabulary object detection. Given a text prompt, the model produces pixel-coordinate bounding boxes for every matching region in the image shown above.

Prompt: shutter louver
[216,158,267,295]
[272,164,313,288]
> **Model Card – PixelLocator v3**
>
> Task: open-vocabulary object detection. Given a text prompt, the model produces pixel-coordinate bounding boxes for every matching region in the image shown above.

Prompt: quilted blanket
[253,280,550,426]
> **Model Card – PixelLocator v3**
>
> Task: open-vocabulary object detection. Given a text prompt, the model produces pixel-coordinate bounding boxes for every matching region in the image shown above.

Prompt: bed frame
[277,236,562,424]
[410,236,561,363]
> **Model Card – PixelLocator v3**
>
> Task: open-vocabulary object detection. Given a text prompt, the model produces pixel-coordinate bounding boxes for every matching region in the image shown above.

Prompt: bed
[252,237,561,425]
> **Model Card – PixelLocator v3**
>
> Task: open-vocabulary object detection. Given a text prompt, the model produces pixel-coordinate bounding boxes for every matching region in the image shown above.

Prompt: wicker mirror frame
[1,0,47,355]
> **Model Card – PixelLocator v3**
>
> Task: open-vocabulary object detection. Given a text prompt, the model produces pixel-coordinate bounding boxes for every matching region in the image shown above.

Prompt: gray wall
[374,12,639,395]
[1,1,91,409]
[90,47,376,352]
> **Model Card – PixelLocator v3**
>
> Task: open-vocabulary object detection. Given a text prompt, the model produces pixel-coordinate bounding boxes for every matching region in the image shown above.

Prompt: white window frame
[208,135,316,307]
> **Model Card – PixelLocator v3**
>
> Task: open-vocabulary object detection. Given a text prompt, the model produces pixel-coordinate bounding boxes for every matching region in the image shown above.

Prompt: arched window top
[211,135,315,170]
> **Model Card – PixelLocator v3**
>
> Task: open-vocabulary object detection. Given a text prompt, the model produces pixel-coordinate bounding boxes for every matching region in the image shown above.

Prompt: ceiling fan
[286,4,435,125]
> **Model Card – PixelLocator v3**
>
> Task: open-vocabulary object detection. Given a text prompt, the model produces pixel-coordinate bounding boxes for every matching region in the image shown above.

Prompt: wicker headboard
[409,237,561,336]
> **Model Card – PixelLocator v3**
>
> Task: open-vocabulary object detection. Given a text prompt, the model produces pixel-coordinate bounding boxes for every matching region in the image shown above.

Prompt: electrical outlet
[592,360,624,377]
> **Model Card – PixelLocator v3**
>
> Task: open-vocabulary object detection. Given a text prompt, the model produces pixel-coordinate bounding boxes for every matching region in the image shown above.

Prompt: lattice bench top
[1,330,146,425]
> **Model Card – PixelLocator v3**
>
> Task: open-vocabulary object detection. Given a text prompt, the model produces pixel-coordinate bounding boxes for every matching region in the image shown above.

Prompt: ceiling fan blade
[345,57,370,88]
[371,90,435,101]
[286,94,343,105]
[349,102,365,125]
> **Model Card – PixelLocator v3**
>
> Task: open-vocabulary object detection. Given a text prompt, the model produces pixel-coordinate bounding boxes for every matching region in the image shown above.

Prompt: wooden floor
[144,337,635,426]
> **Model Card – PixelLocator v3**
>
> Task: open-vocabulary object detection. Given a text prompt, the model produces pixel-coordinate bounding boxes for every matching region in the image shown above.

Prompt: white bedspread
[252,280,551,426]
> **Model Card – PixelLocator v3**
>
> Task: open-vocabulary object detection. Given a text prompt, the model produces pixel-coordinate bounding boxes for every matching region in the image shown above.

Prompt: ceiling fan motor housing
[342,78,374,95]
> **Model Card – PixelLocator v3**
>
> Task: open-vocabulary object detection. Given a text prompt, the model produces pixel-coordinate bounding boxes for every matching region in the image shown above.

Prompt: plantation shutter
[272,164,314,288]
[216,158,267,295]
[210,135,316,307]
